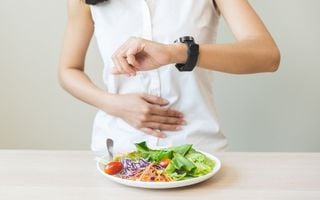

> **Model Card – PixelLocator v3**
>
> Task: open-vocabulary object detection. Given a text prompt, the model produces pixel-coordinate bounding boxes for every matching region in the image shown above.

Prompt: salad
[99,141,215,182]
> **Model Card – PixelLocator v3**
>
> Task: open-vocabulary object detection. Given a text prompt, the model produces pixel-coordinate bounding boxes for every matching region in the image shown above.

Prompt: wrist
[167,43,188,64]
[100,93,120,116]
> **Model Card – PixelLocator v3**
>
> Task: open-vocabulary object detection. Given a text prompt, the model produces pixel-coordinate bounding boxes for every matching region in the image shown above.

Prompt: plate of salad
[96,141,221,189]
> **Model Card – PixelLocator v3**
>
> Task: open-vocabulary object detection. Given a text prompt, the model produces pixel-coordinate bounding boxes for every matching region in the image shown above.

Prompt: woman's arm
[59,0,185,138]
[59,0,110,110]
[171,0,281,74]
[111,0,280,75]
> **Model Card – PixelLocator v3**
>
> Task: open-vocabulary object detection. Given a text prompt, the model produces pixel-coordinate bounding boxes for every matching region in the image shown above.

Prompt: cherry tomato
[159,158,171,168]
[104,161,123,175]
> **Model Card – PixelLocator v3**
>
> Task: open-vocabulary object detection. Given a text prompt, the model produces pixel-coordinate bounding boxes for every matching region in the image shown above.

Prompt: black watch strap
[174,36,199,72]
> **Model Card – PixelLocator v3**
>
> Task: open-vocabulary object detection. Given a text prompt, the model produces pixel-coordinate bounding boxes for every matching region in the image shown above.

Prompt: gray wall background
[0,0,319,151]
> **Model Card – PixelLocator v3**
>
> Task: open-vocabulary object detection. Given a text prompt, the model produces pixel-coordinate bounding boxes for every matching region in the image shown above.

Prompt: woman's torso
[90,0,227,154]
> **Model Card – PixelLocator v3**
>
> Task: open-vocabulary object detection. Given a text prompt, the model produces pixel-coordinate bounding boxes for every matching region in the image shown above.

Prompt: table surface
[0,150,319,200]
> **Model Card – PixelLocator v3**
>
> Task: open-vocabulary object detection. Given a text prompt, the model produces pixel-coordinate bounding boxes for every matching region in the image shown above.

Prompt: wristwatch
[174,36,199,71]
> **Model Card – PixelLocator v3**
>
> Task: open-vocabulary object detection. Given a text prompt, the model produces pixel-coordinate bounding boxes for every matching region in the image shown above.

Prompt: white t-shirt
[90,0,227,154]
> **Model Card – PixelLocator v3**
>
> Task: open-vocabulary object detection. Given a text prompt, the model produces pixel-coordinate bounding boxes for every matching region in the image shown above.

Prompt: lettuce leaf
[164,152,196,180]
[134,141,214,180]
[135,141,172,162]
[167,144,193,156]
[171,152,196,172]
[185,149,215,177]
[123,151,144,161]
[134,141,192,162]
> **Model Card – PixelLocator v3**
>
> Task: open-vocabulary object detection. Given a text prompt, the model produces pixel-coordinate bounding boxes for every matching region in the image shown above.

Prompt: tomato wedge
[159,158,171,168]
[104,161,123,175]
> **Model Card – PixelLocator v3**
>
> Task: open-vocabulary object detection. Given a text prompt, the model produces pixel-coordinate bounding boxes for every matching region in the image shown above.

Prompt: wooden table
[0,150,319,200]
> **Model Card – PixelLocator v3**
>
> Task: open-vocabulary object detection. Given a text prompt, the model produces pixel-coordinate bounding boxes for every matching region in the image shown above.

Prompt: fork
[106,138,114,161]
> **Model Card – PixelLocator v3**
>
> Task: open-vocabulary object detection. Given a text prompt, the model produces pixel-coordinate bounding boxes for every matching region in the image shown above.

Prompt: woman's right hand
[106,93,186,138]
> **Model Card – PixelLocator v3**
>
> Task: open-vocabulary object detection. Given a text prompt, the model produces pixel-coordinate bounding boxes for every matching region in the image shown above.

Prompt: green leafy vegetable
[185,149,215,177]
[167,144,193,156]
[123,151,144,161]
[135,141,173,162]
[133,141,215,181]
[164,152,196,180]
[134,141,151,152]
[171,153,196,172]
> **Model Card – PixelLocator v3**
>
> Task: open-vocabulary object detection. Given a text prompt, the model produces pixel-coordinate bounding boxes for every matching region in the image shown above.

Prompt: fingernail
[176,126,182,130]
[163,99,169,104]
[181,120,187,125]
[179,113,184,117]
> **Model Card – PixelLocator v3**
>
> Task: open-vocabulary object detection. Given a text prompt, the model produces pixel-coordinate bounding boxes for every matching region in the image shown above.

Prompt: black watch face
[174,36,195,43]
[176,36,194,43]
[182,36,194,42]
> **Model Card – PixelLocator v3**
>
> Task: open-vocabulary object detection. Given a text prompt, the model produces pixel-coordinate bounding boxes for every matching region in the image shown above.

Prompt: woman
[59,0,280,154]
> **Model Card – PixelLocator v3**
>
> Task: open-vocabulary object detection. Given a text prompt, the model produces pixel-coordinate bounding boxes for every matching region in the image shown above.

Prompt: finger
[118,54,136,76]
[144,122,182,131]
[150,105,184,118]
[126,42,145,69]
[112,43,134,76]
[111,67,126,75]
[147,115,185,125]
[140,127,166,138]
[141,94,169,106]
[111,67,123,74]
[114,54,132,76]
[126,54,140,69]
[111,55,127,75]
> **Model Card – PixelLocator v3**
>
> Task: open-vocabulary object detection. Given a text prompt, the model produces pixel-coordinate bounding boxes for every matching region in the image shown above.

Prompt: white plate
[96,150,221,189]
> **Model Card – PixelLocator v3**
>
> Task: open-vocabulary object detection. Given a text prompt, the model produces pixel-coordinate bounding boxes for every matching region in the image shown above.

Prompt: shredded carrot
[125,162,172,182]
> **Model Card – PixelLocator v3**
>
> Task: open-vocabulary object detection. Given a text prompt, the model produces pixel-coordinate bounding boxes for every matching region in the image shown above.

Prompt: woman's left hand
[110,37,185,76]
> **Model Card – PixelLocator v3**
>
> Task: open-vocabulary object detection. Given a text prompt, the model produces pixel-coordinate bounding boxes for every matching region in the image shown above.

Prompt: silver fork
[106,138,114,161]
